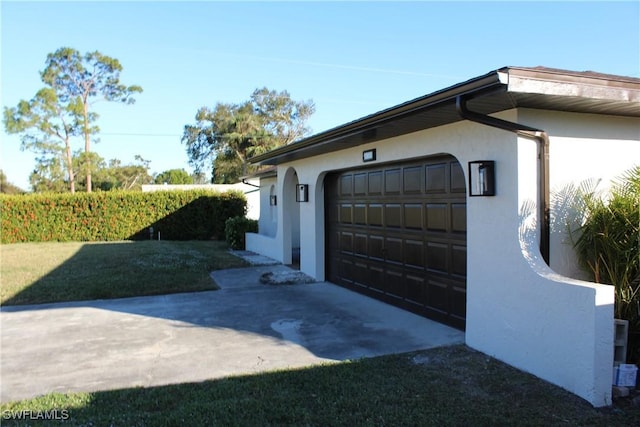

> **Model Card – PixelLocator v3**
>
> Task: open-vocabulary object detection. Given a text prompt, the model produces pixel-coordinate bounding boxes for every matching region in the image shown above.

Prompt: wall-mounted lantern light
[296,184,309,202]
[468,160,495,196]
[363,148,377,162]
[269,195,277,206]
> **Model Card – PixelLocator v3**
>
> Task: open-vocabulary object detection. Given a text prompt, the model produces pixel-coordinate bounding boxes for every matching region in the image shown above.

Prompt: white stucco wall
[256,176,278,238]
[518,110,640,280]
[246,109,638,406]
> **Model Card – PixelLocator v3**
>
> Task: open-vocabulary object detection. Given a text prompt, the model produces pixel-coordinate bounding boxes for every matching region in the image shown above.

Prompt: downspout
[241,178,260,188]
[456,95,550,265]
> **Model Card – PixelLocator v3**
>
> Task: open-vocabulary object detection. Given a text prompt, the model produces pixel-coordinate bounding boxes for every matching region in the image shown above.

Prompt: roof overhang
[248,66,640,166]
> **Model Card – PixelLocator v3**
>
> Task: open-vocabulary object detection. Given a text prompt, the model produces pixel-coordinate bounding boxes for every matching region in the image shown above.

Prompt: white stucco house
[245,66,640,407]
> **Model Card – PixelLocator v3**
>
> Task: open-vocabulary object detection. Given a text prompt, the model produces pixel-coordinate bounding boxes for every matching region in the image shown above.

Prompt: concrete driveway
[1,264,464,402]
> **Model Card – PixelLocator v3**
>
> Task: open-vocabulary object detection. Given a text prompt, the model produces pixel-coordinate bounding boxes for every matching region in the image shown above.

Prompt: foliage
[0,170,26,194]
[1,241,246,306]
[572,166,640,363]
[0,190,246,244]
[154,168,194,185]
[182,88,314,183]
[4,87,82,192]
[3,47,142,193]
[82,155,153,191]
[225,216,258,250]
[27,152,153,193]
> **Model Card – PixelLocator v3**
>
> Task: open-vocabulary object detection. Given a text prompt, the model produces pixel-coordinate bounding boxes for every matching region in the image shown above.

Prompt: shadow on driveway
[1,264,463,402]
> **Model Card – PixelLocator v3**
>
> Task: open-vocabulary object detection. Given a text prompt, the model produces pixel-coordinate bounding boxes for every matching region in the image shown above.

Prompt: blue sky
[2,1,639,190]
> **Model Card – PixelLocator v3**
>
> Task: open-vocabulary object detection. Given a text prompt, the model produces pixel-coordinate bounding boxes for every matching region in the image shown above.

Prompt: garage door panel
[354,204,367,225]
[368,171,383,194]
[426,241,448,273]
[340,175,352,196]
[368,204,383,226]
[452,245,467,277]
[385,268,404,297]
[404,166,423,193]
[405,239,424,269]
[339,258,354,283]
[354,173,367,195]
[385,237,403,264]
[451,284,467,319]
[340,232,353,253]
[426,163,447,193]
[385,169,402,194]
[326,155,466,330]
[426,203,448,231]
[451,162,466,193]
[426,280,449,313]
[406,274,426,305]
[404,203,423,230]
[353,261,368,286]
[368,235,385,260]
[370,265,384,289]
[385,204,402,228]
[340,204,352,224]
[452,203,466,232]
[354,234,367,257]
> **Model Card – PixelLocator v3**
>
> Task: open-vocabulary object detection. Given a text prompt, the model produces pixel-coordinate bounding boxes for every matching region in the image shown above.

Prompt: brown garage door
[325,155,467,330]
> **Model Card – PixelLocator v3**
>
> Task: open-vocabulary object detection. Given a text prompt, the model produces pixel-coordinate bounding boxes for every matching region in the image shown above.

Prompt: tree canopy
[154,169,194,185]
[27,152,154,193]
[182,88,315,183]
[3,47,142,193]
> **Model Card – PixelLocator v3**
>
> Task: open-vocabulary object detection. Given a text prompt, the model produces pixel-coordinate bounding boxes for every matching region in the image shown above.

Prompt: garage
[325,155,467,330]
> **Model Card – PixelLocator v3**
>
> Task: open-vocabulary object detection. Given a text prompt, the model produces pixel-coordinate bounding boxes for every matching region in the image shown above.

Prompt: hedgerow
[0,190,246,243]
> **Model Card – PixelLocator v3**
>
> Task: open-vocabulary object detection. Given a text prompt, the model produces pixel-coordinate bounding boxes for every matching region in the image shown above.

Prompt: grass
[1,241,638,425]
[0,240,247,305]
[1,345,638,426]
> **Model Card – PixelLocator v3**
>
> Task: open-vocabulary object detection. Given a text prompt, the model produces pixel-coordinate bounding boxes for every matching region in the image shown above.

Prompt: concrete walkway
[1,264,463,402]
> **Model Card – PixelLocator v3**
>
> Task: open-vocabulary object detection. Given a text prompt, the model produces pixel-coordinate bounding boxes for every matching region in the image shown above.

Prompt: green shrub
[572,166,640,364]
[0,190,247,243]
[225,216,258,250]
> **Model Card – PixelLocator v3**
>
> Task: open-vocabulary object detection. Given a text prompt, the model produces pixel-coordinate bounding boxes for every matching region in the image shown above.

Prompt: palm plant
[572,166,640,363]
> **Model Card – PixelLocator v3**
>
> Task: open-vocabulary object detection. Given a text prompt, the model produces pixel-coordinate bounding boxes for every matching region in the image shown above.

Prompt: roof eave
[249,66,640,166]
[248,68,507,165]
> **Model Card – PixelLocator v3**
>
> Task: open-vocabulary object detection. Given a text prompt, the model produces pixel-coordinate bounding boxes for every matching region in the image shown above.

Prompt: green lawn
[1,345,638,426]
[0,240,247,305]
[1,241,638,425]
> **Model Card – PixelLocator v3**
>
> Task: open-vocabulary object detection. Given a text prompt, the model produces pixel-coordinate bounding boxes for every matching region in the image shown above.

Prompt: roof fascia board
[505,67,640,102]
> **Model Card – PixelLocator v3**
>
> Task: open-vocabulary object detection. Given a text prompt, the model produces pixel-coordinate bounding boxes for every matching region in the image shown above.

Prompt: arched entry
[282,167,301,268]
[324,155,467,330]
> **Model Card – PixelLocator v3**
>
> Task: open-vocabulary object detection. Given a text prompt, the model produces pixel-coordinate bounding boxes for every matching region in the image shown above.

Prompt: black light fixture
[468,161,495,196]
[362,148,377,162]
[269,195,277,206]
[296,184,309,202]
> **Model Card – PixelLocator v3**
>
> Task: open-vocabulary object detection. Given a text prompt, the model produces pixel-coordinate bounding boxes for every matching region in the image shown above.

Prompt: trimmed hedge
[225,216,258,250]
[0,190,247,243]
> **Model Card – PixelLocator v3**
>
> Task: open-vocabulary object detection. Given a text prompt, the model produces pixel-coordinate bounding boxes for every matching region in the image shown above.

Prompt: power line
[98,132,181,137]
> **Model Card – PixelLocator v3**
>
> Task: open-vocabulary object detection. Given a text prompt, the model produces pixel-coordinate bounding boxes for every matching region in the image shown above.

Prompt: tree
[35,47,142,192]
[0,170,26,194]
[4,48,142,194]
[84,155,153,191]
[29,152,70,193]
[182,88,314,183]
[154,169,194,185]
[4,87,83,193]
